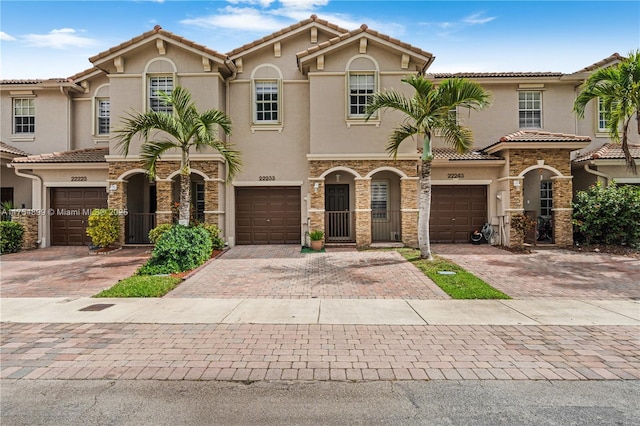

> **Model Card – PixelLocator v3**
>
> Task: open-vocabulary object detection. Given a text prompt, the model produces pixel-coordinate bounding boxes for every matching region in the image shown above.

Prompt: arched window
[93,84,110,138]
[346,56,379,120]
[144,58,177,113]
[251,64,283,126]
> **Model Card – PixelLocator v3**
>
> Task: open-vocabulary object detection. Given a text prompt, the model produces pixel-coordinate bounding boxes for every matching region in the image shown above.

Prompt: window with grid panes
[96,98,110,135]
[597,97,609,132]
[540,180,553,217]
[13,98,35,133]
[518,91,542,128]
[149,76,173,113]
[371,181,388,219]
[349,73,374,118]
[255,81,279,123]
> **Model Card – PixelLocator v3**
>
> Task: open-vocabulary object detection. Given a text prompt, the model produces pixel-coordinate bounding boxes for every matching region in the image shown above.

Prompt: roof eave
[483,141,591,154]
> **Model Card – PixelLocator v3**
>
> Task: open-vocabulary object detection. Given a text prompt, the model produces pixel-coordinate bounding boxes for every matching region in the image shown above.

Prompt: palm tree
[574,50,640,174]
[116,86,241,224]
[366,75,491,259]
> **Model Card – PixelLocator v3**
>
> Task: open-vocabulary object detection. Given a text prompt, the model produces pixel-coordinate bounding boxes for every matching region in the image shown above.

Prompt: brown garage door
[236,186,301,244]
[430,185,487,243]
[51,187,108,246]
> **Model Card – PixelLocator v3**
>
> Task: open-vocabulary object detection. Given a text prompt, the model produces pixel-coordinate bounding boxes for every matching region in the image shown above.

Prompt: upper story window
[348,73,375,118]
[13,98,35,134]
[518,91,542,128]
[597,97,609,132]
[149,76,173,113]
[255,80,279,123]
[96,98,110,135]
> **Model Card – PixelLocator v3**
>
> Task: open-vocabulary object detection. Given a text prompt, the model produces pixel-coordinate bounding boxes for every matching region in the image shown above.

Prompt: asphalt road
[1,380,638,425]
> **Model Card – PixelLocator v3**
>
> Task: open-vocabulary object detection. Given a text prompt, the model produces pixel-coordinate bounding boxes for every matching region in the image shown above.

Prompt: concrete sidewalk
[2,297,638,326]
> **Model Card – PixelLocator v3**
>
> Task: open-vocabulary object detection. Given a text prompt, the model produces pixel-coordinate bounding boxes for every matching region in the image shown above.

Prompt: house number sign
[71,176,88,181]
[447,173,464,179]
[259,176,276,181]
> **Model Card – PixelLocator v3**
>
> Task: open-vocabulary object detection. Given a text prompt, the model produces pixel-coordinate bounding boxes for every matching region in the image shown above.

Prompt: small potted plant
[309,229,324,251]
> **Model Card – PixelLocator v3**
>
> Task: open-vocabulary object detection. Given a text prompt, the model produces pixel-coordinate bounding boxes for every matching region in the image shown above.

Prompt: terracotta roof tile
[574,143,640,163]
[0,141,30,157]
[89,25,227,64]
[297,23,432,60]
[427,72,563,79]
[498,130,591,143]
[0,78,73,85]
[226,15,349,57]
[574,53,624,73]
[433,147,502,161]
[12,147,108,164]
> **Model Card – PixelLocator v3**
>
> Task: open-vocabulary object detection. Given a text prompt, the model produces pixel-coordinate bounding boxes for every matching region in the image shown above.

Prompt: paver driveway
[167,245,449,299]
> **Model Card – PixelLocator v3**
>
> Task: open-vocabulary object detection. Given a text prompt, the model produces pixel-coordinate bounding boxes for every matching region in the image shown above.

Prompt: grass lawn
[94,275,182,298]
[396,248,510,299]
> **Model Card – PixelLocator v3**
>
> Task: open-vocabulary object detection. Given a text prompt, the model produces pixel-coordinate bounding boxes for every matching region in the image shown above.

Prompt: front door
[325,184,352,241]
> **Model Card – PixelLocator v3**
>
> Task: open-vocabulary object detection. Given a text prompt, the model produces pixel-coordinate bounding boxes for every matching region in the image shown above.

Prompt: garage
[50,187,107,246]
[430,185,487,243]
[235,186,301,244]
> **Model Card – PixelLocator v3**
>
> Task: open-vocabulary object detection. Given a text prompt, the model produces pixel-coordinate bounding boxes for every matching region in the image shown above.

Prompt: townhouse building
[2,16,638,250]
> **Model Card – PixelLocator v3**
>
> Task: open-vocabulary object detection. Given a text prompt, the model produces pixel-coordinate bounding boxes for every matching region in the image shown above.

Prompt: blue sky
[1,0,638,79]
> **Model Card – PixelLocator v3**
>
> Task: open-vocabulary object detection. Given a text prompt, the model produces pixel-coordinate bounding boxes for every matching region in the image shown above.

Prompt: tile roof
[89,25,228,64]
[433,148,503,161]
[574,53,624,73]
[12,147,108,164]
[227,15,349,57]
[498,130,591,143]
[427,72,563,79]
[297,23,433,61]
[0,141,30,157]
[574,143,640,163]
[0,78,73,85]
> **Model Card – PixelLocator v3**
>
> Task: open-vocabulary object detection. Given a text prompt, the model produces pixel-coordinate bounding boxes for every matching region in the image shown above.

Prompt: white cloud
[1,31,17,41]
[421,11,496,38]
[21,28,99,49]
[463,12,496,25]
[181,6,289,32]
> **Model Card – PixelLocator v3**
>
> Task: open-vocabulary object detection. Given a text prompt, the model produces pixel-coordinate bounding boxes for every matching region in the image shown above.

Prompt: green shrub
[199,223,225,250]
[573,182,640,248]
[148,223,173,244]
[86,209,120,248]
[0,221,24,254]
[137,225,212,275]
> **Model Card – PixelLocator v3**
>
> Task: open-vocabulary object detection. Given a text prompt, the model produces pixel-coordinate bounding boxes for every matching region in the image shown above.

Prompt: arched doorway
[369,170,402,242]
[522,167,557,244]
[125,173,156,244]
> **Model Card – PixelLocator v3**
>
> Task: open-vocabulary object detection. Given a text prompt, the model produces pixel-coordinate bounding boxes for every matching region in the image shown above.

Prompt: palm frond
[386,122,418,158]
[138,140,180,179]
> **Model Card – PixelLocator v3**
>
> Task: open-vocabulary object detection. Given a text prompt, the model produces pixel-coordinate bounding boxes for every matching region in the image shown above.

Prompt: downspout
[7,164,44,247]
[60,86,72,151]
[224,58,238,246]
[583,162,610,186]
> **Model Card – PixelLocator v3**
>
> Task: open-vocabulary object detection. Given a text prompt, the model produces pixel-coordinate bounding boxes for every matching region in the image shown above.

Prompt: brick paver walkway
[0,247,150,298]
[433,244,640,300]
[2,322,638,381]
[168,245,448,299]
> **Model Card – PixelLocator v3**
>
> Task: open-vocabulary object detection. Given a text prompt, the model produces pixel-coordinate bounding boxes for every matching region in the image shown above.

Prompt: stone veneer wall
[107,160,222,244]
[10,211,39,250]
[508,149,574,247]
[309,159,418,248]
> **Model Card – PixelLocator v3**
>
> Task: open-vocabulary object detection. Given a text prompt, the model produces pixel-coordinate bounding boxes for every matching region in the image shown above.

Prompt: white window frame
[149,75,173,113]
[253,79,281,124]
[348,72,375,119]
[96,98,110,136]
[371,180,389,220]
[597,97,608,133]
[518,91,542,129]
[13,98,35,134]
[540,180,553,217]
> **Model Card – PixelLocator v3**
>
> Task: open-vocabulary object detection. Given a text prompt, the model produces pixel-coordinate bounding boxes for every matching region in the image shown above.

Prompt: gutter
[224,57,238,246]
[583,162,610,185]
[7,164,44,247]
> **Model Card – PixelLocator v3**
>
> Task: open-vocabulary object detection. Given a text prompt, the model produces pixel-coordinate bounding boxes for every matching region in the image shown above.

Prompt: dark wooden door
[235,187,301,244]
[50,187,108,246]
[430,185,487,243]
[325,184,351,240]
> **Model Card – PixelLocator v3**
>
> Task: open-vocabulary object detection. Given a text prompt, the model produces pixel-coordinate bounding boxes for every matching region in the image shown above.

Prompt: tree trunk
[418,159,433,260]
[179,172,190,225]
